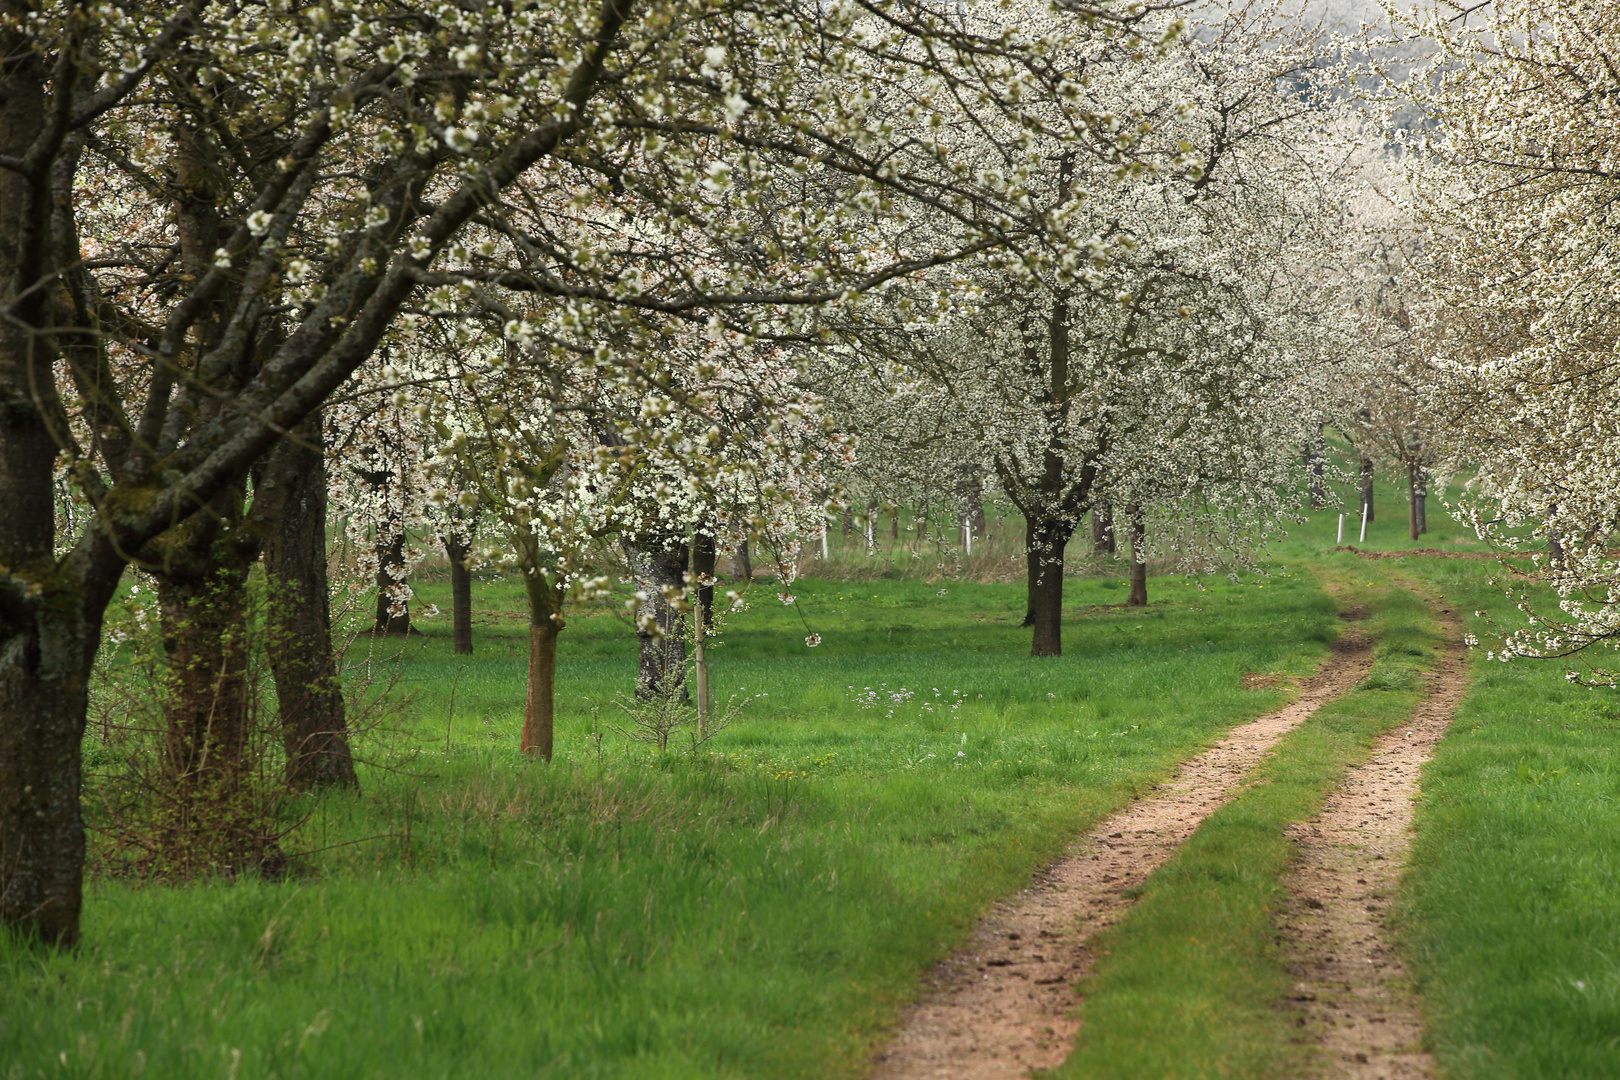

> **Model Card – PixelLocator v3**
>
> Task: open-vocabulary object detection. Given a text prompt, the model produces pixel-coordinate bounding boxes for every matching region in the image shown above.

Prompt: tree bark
[443,532,474,655]
[1412,466,1428,537]
[691,530,717,629]
[151,487,261,812]
[732,536,752,581]
[1408,464,1428,540]
[372,531,416,635]
[1127,506,1147,607]
[0,32,92,941]
[520,572,564,761]
[628,538,689,699]
[691,530,717,725]
[1359,456,1375,524]
[156,560,253,785]
[260,417,357,791]
[1025,512,1069,657]
[1091,501,1115,555]
[1308,425,1326,509]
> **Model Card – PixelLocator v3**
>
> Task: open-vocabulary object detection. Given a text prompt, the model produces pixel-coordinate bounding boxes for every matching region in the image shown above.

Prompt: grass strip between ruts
[1049,563,1444,1080]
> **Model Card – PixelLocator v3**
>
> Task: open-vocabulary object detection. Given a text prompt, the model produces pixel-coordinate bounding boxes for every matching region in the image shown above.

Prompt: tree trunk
[1127,506,1148,607]
[691,531,717,725]
[628,538,689,699]
[691,530,717,629]
[1025,512,1069,657]
[1091,501,1115,555]
[156,549,254,791]
[1359,457,1375,523]
[732,537,752,581]
[0,37,93,939]
[520,572,563,761]
[444,532,474,655]
[0,649,92,946]
[1548,502,1565,569]
[1407,464,1426,541]
[1308,426,1326,509]
[890,512,900,541]
[1413,467,1428,536]
[960,477,986,541]
[261,418,357,791]
[1022,519,1038,627]
[372,531,416,634]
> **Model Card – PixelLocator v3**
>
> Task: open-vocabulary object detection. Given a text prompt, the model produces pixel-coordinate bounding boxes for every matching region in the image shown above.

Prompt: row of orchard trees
[1366,1,1620,680]
[0,0,1366,945]
[814,7,1361,655]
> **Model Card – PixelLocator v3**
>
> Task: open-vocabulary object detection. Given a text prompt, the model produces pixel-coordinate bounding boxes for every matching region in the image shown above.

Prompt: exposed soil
[1277,605,1470,1079]
[869,631,1375,1080]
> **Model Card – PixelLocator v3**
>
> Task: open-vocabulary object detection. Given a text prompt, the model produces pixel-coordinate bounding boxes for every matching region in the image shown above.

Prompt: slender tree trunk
[628,538,689,699]
[691,531,716,629]
[1127,506,1148,607]
[1548,501,1565,569]
[1308,425,1326,509]
[841,509,854,538]
[691,531,717,725]
[261,417,357,791]
[732,537,752,581]
[443,532,474,655]
[1414,467,1428,536]
[1025,512,1069,657]
[1359,457,1375,523]
[960,476,986,543]
[1022,518,1038,627]
[1406,466,1419,540]
[890,512,900,541]
[1091,501,1115,555]
[520,572,563,761]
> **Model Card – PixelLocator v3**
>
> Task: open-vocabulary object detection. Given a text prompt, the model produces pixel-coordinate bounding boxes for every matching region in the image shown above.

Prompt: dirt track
[1278,605,1469,1079]
[869,631,1376,1080]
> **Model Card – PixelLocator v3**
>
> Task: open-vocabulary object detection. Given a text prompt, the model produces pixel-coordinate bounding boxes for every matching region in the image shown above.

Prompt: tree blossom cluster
[1391,0,1620,680]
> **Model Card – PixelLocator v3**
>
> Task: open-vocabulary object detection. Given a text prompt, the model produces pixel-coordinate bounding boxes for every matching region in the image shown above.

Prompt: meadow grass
[1391,557,1620,1080]
[1,560,1340,1079]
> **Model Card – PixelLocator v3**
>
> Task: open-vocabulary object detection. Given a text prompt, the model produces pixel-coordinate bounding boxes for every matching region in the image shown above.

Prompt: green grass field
[2,552,1339,1079]
[5,474,1620,1078]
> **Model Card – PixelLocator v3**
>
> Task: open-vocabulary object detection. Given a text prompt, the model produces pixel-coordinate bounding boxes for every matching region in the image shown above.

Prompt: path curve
[870,629,1376,1080]
[1278,606,1469,1079]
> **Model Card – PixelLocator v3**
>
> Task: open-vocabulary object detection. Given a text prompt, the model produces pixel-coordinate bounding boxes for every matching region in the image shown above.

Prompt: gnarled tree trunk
[1091,501,1115,555]
[628,537,689,699]
[260,416,357,791]
[372,531,416,635]
[156,542,255,793]
[1024,512,1070,657]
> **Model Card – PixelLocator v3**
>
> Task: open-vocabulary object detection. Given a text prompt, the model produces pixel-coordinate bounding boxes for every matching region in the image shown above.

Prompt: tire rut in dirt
[1278,605,1469,1079]
[869,630,1375,1080]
